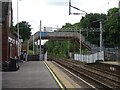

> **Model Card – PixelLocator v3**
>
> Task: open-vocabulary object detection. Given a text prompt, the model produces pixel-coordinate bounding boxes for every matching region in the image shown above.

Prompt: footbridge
[29,31,99,51]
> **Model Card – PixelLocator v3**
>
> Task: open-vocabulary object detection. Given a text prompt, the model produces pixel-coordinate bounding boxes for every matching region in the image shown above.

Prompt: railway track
[67,60,120,80]
[50,58,120,90]
[61,59,119,76]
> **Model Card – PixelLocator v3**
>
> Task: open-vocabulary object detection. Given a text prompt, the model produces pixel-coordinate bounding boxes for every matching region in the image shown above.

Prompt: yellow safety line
[43,61,65,90]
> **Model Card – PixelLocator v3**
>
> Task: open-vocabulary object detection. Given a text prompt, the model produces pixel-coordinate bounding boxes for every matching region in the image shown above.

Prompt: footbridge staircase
[29,31,99,52]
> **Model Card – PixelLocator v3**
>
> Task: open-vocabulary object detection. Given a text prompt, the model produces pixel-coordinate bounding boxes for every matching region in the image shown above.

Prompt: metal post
[27,40,29,61]
[80,29,81,54]
[68,40,69,57]
[118,0,120,16]
[79,29,81,61]
[118,1,120,63]
[36,41,38,54]
[69,0,87,15]
[17,0,20,57]
[39,20,42,61]
[33,34,34,54]
[69,0,71,15]
[100,21,102,52]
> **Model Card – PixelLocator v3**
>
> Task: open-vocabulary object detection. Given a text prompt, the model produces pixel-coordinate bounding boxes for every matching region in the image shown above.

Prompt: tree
[104,8,120,46]
[15,21,32,42]
[44,8,120,59]
[80,13,106,28]
[62,23,72,28]
[79,13,107,45]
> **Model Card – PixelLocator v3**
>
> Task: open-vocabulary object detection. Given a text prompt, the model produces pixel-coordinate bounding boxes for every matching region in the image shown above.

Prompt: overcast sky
[12,0,118,35]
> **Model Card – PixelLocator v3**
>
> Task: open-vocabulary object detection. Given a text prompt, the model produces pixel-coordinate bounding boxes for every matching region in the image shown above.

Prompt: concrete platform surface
[2,61,59,88]
[45,61,81,88]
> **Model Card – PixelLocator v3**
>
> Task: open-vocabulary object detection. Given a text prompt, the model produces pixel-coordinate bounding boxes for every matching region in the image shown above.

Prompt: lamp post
[17,0,20,57]
[39,20,42,61]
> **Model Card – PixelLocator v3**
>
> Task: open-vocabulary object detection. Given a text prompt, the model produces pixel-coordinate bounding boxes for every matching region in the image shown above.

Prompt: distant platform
[101,61,120,66]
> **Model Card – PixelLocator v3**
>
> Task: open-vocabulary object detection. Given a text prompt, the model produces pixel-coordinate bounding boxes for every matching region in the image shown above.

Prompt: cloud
[44,0,80,6]
[12,0,118,35]
[45,0,68,6]
[0,0,12,2]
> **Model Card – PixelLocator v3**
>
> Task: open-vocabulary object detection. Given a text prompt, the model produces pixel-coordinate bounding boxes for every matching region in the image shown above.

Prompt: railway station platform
[101,61,120,66]
[2,61,59,89]
[2,61,80,89]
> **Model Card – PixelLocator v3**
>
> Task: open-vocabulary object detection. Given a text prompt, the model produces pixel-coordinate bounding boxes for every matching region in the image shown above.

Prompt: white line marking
[54,61,99,90]
[43,61,65,90]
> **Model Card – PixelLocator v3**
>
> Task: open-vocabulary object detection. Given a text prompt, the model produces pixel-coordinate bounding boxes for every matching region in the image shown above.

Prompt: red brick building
[1,1,19,70]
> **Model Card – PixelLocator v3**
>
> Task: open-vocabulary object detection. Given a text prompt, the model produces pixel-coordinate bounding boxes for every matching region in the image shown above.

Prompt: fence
[74,51,104,63]
[44,51,47,61]
[27,54,44,61]
[104,47,120,62]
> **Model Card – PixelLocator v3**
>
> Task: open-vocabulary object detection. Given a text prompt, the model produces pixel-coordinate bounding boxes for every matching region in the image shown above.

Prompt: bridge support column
[39,20,42,61]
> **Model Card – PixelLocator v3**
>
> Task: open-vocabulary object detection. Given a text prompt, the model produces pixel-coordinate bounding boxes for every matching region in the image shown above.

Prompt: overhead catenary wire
[95,0,112,13]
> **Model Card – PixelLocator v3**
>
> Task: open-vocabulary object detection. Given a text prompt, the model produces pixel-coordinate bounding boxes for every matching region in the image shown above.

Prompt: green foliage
[28,50,33,55]
[29,43,38,54]
[45,39,88,58]
[80,13,107,45]
[104,8,120,46]
[45,7,120,58]
[62,23,72,28]
[45,40,73,58]
[14,21,32,42]
[81,13,106,28]
[73,22,81,29]
[80,8,120,46]
[22,39,28,50]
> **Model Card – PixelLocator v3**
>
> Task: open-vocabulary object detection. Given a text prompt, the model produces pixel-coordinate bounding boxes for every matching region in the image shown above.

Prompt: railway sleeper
[53,60,120,89]
[66,60,120,85]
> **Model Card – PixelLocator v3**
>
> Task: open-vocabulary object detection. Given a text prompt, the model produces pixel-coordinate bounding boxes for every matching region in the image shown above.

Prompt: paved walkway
[2,61,59,88]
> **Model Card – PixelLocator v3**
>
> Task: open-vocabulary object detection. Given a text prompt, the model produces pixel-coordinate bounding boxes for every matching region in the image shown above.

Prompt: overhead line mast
[69,0,87,55]
[69,0,87,15]
[118,0,120,16]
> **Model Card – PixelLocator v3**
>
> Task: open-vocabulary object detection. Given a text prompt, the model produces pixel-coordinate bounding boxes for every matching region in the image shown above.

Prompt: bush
[28,50,33,55]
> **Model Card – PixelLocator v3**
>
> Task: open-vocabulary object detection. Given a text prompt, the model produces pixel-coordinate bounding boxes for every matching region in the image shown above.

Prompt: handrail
[29,31,100,53]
